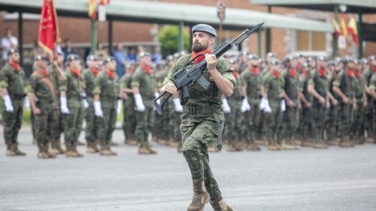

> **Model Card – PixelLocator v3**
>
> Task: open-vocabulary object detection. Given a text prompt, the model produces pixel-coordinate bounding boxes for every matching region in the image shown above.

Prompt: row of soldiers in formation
[222,52,376,151]
[2,47,376,158]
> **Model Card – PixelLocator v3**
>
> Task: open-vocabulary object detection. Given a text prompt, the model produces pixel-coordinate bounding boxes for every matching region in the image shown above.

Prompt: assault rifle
[153,22,264,115]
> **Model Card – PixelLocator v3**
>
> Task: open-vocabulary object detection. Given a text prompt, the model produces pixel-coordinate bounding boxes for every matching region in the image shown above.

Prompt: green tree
[157,25,190,57]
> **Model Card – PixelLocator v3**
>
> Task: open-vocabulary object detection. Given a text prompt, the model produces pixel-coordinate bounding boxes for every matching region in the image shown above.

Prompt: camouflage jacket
[0,62,26,100]
[28,71,56,110]
[131,66,156,107]
[82,68,97,103]
[262,72,284,106]
[60,70,83,108]
[163,54,235,119]
[93,71,119,109]
[241,68,262,102]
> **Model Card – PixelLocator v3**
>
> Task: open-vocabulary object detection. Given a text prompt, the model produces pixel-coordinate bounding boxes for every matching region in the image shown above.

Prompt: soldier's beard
[191,43,208,52]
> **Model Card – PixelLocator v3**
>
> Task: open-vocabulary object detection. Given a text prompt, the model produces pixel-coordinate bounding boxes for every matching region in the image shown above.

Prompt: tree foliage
[157,25,190,57]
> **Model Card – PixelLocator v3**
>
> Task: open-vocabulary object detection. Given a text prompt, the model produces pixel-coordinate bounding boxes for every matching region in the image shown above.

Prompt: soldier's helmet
[7,48,19,56]
[86,55,98,62]
[284,54,298,63]
[342,56,355,64]
[229,58,237,65]
[266,52,276,59]
[248,54,259,61]
[368,55,376,62]
[138,52,151,58]
[166,55,174,61]
[66,54,80,62]
[317,55,329,62]
[361,58,368,65]
[102,56,115,65]
[34,55,48,62]
[269,58,280,66]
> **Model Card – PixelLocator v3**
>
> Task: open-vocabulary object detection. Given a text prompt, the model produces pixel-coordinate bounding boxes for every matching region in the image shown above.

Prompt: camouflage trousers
[181,114,224,202]
[223,99,241,144]
[84,103,98,143]
[64,107,83,145]
[300,107,314,141]
[338,102,354,140]
[264,103,283,143]
[2,99,23,145]
[34,105,56,148]
[154,103,172,141]
[351,101,366,139]
[311,105,327,143]
[242,100,262,143]
[51,110,65,141]
[282,105,299,143]
[122,100,136,141]
[364,101,376,140]
[135,106,154,143]
[96,107,117,145]
[326,104,339,141]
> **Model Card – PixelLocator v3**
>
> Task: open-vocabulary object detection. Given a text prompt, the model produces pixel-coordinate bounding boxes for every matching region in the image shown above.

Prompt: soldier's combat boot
[50,140,60,155]
[99,143,113,156]
[37,146,49,159]
[138,142,150,155]
[146,142,157,154]
[6,143,16,156]
[107,143,118,156]
[45,145,57,158]
[69,144,83,158]
[111,141,118,146]
[13,143,26,156]
[86,141,97,153]
[210,197,233,211]
[53,139,65,154]
[65,143,76,157]
[187,178,209,211]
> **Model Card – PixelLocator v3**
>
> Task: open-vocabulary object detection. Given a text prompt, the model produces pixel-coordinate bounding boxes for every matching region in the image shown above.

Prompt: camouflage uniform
[119,73,137,144]
[327,71,340,144]
[47,64,65,153]
[281,68,300,149]
[0,62,26,155]
[164,54,235,203]
[60,70,84,155]
[333,70,355,146]
[241,67,262,150]
[351,72,366,143]
[131,65,156,152]
[93,71,119,153]
[310,71,330,147]
[82,67,99,151]
[28,70,57,158]
[262,71,284,148]
[300,70,314,146]
[368,71,376,142]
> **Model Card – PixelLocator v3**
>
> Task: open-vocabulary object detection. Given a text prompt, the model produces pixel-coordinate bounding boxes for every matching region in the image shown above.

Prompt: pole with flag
[216,0,225,43]
[347,16,359,45]
[38,0,61,60]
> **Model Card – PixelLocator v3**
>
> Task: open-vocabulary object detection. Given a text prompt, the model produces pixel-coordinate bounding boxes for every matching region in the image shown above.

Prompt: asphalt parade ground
[1,126,376,211]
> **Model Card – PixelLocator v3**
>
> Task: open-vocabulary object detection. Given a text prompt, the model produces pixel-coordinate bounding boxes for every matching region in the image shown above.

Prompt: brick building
[1,0,375,61]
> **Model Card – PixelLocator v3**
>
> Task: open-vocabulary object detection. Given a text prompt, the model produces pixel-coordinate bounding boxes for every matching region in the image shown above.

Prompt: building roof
[251,0,376,13]
[0,0,333,32]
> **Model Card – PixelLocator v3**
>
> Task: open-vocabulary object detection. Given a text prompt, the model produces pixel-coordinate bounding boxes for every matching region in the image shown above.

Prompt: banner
[38,0,61,58]
[347,16,359,45]
[88,0,97,20]
[217,0,225,21]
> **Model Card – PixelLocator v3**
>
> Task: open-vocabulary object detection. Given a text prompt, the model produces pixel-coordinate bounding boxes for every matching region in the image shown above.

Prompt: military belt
[183,105,212,115]
[10,94,24,100]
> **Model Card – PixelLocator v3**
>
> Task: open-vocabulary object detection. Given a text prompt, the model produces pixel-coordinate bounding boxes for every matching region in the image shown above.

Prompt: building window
[297,30,326,51]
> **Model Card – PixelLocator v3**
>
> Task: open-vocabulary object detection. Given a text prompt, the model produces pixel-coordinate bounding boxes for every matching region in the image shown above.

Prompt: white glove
[240,97,250,112]
[222,98,231,113]
[154,92,161,104]
[3,95,14,112]
[134,94,145,112]
[173,98,183,112]
[60,96,69,114]
[281,99,286,112]
[259,97,267,110]
[94,101,104,117]
[117,99,122,115]
[23,96,30,109]
[264,99,272,113]
[82,93,89,109]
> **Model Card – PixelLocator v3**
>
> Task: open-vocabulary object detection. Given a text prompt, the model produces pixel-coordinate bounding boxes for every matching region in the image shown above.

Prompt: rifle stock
[153,22,264,114]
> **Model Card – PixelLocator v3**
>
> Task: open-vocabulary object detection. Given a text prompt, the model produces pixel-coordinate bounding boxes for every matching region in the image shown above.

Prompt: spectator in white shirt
[1,28,19,61]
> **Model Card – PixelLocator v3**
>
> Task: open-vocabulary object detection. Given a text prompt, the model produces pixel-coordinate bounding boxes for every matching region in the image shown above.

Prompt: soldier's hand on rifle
[161,83,178,95]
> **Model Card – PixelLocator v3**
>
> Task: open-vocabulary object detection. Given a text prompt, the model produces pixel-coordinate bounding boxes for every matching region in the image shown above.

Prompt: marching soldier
[332,57,357,147]
[60,54,84,157]
[0,48,26,156]
[82,55,101,153]
[327,61,341,145]
[240,54,262,151]
[299,62,314,147]
[131,52,157,154]
[27,55,57,158]
[262,58,284,151]
[119,61,137,145]
[93,56,119,156]
[48,52,66,154]
[281,55,300,150]
[366,56,376,143]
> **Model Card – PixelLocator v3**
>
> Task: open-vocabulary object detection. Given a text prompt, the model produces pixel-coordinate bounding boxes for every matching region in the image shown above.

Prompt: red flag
[38,0,61,59]
[88,0,97,20]
[348,16,359,45]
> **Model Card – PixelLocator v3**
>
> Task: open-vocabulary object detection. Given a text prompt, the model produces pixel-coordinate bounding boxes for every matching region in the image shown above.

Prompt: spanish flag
[331,18,342,35]
[340,15,348,37]
[38,0,61,59]
[348,16,359,45]
[88,0,96,20]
